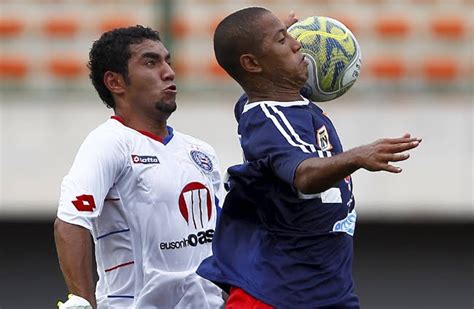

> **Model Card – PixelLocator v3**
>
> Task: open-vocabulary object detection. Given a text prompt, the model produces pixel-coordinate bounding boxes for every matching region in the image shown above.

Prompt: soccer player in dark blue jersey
[197,7,422,309]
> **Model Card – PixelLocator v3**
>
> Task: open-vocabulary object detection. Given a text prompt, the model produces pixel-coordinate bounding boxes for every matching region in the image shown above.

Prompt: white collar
[242,96,309,113]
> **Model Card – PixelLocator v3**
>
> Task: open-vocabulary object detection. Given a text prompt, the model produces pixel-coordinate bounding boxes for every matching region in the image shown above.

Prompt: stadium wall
[0,92,472,221]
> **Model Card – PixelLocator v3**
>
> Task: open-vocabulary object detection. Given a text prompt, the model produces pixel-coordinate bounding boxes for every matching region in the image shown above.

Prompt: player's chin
[295,71,308,88]
[155,99,177,114]
[295,62,308,79]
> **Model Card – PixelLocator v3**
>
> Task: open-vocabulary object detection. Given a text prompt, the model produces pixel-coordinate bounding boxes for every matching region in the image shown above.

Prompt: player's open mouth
[164,85,177,93]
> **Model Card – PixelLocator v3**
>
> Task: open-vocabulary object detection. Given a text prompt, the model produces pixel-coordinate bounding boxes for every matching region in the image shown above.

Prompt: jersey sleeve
[209,149,225,209]
[57,128,128,230]
[239,103,318,187]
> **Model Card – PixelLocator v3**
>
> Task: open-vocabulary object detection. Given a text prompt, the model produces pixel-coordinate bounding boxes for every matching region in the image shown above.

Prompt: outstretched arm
[294,134,422,194]
[54,218,97,308]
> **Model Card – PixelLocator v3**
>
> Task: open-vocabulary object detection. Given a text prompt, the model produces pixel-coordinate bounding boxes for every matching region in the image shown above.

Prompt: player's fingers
[384,136,421,145]
[284,10,298,28]
[385,140,421,153]
[381,163,403,173]
[388,153,410,162]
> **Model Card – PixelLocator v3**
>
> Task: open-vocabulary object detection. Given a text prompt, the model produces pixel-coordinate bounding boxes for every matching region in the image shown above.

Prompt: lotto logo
[72,194,96,212]
[131,155,159,164]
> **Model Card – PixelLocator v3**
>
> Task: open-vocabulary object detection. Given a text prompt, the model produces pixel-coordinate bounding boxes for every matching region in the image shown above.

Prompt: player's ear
[240,54,262,73]
[104,71,126,95]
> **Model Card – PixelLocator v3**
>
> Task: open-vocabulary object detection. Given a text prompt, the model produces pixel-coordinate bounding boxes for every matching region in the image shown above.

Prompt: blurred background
[0,0,472,308]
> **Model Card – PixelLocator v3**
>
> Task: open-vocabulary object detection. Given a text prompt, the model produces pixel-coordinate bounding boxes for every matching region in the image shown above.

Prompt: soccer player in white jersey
[54,25,225,308]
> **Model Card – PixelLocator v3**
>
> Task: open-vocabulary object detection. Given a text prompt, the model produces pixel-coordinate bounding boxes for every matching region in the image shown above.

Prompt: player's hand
[284,10,299,28]
[352,133,422,173]
[57,294,93,309]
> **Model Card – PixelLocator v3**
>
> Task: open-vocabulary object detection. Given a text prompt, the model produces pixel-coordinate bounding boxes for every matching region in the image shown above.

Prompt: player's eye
[279,37,286,44]
[146,60,156,66]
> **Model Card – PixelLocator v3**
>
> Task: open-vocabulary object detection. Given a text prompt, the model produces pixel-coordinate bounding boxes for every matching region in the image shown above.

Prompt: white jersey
[58,116,225,309]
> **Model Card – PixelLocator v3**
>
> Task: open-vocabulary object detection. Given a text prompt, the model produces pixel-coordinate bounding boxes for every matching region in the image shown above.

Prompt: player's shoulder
[81,118,129,149]
[87,118,123,137]
[239,97,312,128]
[173,130,217,155]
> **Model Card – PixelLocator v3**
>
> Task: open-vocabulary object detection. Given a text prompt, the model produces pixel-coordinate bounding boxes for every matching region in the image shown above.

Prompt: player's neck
[115,112,169,139]
[246,89,302,103]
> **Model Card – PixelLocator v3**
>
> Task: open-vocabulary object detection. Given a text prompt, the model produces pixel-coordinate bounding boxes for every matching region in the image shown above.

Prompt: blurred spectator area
[0,0,473,91]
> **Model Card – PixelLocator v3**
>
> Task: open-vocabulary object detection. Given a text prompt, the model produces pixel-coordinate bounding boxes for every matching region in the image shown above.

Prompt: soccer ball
[288,16,362,102]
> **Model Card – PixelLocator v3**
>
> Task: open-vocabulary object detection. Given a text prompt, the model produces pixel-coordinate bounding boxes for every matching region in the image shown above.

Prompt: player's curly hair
[88,25,161,109]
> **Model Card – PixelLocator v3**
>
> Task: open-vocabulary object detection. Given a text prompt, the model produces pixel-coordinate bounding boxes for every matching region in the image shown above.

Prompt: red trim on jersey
[136,129,164,143]
[104,261,134,272]
[111,115,164,143]
[226,287,274,309]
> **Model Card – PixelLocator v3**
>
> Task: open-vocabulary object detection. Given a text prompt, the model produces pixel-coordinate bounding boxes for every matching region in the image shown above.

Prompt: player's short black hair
[88,25,161,109]
[213,7,270,85]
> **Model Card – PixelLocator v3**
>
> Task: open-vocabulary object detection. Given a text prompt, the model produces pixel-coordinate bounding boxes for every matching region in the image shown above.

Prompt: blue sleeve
[239,103,319,186]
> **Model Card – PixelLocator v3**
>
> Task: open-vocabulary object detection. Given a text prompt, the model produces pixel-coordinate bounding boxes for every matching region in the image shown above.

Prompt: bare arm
[294,134,422,194]
[54,218,97,308]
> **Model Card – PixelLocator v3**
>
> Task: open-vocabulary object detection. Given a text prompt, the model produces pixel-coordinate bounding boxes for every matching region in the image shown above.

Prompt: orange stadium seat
[98,16,137,33]
[171,18,192,39]
[0,17,24,37]
[0,56,28,79]
[374,16,411,38]
[42,17,79,37]
[368,57,407,79]
[47,56,86,79]
[430,16,466,39]
[421,57,459,81]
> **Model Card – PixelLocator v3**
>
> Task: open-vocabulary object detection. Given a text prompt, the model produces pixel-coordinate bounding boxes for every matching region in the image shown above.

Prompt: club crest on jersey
[190,150,213,173]
[131,155,160,164]
[316,125,333,151]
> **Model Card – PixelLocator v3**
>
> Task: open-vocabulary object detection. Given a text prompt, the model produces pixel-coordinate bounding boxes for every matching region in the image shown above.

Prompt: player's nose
[162,62,175,81]
[290,35,301,52]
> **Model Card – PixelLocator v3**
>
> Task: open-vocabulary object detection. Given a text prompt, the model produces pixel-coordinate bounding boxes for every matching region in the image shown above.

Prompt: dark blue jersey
[198,95,359,309]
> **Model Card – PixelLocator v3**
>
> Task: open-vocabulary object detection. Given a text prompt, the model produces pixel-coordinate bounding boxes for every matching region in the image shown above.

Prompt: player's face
[125,39,177,117]
[257,13,308,89]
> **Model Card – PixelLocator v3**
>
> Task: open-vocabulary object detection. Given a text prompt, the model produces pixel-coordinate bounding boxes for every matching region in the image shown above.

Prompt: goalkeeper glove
[57,294,92,309]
